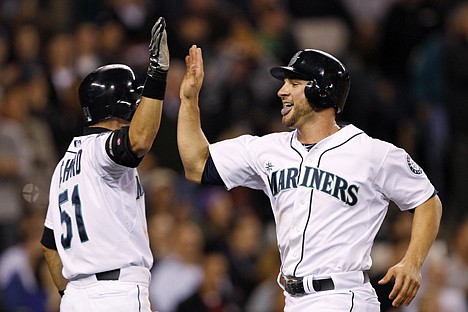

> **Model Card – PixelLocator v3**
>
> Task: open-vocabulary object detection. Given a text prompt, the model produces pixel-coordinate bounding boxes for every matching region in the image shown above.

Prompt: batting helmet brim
[270,66,311,81]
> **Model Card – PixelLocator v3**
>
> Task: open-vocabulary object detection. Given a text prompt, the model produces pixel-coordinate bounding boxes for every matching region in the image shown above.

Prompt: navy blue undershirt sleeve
[408,190,438,214]
[41,226,56,249]
[201,155,225,186]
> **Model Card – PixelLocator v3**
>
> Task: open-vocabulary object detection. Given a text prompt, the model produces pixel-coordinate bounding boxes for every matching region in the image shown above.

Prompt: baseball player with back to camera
[177,46,443,311]
[40,17,169,311]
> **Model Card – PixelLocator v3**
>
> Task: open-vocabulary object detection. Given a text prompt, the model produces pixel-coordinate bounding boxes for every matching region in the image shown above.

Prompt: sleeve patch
[406,154,423,175]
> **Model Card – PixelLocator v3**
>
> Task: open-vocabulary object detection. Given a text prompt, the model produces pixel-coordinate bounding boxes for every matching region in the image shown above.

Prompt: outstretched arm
[177,45,210,183]
[129,17,169,157]
[379,194,442,307]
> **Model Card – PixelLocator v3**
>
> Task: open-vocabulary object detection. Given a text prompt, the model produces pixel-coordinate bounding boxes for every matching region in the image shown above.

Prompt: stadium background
[0,0,466,311]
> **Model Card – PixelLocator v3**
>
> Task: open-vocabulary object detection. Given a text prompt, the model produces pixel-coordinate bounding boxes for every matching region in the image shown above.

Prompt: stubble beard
[282,100,314,128]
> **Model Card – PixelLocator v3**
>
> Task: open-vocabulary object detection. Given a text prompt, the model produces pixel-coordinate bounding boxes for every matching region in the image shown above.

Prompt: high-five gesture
[180,45,204,102]
[177,45,209,183]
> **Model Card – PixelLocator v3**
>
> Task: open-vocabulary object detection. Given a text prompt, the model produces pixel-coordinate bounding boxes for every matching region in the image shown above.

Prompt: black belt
[283,271,370,296]
[95,269,121,281]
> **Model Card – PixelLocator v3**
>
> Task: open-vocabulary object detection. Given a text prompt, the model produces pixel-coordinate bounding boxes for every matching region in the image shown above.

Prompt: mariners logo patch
[406,154,423,175]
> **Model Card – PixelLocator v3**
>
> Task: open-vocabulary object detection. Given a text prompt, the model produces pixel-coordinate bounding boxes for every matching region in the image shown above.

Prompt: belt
[69,267,150,286]
[95,269,121,281]
[282,271,370,296]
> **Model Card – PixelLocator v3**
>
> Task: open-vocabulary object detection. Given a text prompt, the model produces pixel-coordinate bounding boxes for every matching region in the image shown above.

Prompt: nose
[277,82,288,97]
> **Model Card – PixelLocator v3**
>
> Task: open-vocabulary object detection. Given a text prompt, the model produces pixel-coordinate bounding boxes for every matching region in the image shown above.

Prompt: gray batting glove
[147,17,169,79]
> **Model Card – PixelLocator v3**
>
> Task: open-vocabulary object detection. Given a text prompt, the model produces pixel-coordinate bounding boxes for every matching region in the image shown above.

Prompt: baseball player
[177,46,443,311]
[40,17,169,311]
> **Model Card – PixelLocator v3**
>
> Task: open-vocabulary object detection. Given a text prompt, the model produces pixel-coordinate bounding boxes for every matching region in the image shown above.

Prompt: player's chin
[282,115,295,128]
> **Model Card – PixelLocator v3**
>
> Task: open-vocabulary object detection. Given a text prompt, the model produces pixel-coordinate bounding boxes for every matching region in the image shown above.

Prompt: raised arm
[379,194,442,307]
[129,17,169,157]
[177,45,210,183]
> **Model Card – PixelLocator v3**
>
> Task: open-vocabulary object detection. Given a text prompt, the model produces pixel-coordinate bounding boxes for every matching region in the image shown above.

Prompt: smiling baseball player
[40,17,169,311]
[177,46,443,311]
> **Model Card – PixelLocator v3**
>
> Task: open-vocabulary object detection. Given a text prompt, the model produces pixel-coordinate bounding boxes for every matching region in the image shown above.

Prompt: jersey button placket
[289,188,308,262]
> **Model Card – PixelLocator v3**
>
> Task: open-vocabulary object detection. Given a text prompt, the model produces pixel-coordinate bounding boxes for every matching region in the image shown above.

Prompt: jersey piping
[292,131,364,276]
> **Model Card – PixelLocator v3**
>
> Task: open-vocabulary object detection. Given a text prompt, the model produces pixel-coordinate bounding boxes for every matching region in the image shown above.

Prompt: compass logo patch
[406,154,423,175]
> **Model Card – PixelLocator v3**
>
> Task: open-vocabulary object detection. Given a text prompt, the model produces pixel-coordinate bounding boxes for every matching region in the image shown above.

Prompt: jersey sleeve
[209,135,263,191]
[44,196,54,231]
[375,145,435,211]
[88,131,135,177]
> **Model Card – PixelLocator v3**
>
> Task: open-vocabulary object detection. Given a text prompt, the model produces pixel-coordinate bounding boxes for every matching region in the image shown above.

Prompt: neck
[296,117,340,144]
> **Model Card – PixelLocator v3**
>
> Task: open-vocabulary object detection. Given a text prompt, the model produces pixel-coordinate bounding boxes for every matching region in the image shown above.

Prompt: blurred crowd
[0,0,467,311]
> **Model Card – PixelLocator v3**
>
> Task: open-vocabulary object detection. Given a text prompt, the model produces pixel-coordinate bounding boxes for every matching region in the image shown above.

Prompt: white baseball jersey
[209,124,435,278]
[44,130,153,280]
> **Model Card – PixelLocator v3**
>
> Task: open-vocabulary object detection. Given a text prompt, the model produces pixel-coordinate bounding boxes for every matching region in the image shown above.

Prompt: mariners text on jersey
[59,149,82,186]
[268,165,359,206]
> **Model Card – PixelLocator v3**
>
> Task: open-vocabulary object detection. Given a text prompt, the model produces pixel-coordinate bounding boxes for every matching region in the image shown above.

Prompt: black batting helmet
[270,49,350,113]
[79,64,142,125]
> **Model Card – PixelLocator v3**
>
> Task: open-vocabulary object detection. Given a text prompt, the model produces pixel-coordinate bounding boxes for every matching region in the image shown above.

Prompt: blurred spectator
[44,31,75,104]
[0,28,20,90]
[0,82,34,253]
[73,22,102,78]
[148,211,176,264]
[225,212,263,309]
[43,31,82,154]
[250,0,299,64]
[0,0,44,26]
[168,0,232,61]
[197,187,235,253]
[412,255,467,312]
[377,0,442,85]
[10,23,44,83]
[245,245,284,312]
[199,23,279,140]
[400,236,467,312]
[445,217,468,301]
[8,75,57,209]
[97,19,128,65]
[410,27,449,197]
[287,0,355,57]
[176,251,236,312]
[97,0,157,43]
[375,0,444,154]
[343,0,397,26]
[444,2,468,225]
[0,208,59,312]
[150,220,205,312]
[142,166,179,215]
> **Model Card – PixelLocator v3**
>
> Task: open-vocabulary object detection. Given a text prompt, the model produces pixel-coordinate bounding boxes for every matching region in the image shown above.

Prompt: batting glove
[148,17,169,79]
[142,17,169,100]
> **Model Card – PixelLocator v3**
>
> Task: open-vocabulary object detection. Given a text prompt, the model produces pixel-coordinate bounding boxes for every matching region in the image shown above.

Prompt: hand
[378,261,422,307]
[180,45,204,101]
[148,17,169,78]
